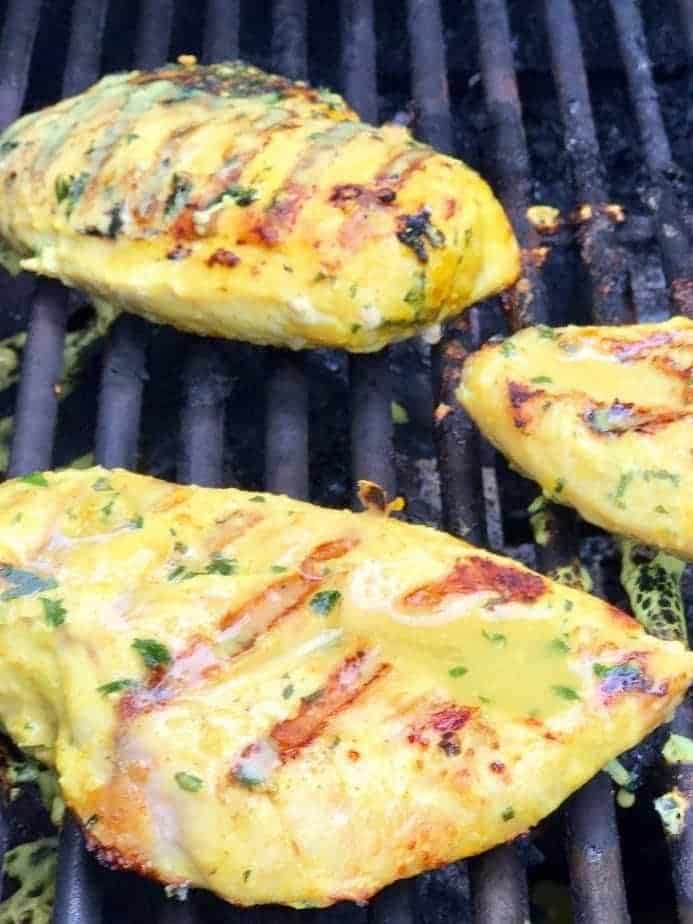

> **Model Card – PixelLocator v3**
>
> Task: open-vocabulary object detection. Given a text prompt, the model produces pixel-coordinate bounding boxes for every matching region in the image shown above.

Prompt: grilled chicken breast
[0,467,690,907]
[0,59,519,352]
[458,317,692,559]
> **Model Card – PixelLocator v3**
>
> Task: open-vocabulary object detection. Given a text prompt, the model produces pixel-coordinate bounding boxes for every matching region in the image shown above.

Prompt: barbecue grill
[0,0,691,922]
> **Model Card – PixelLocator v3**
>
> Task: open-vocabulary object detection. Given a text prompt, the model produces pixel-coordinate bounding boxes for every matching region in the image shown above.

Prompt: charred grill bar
[0,2,691,923]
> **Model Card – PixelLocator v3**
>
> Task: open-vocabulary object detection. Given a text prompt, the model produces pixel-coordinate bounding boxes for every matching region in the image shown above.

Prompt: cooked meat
[0,467,690,907]
[458,317,693,559]
[0,58,519,352]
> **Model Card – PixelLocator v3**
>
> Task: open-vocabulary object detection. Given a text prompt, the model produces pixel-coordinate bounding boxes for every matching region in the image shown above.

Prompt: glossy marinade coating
[0,467,690,907]
[0,60,519,351]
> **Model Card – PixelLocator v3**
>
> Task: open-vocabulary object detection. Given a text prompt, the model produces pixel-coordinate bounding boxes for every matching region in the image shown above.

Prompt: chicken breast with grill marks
[0,467,690,907]
[0,59,519,351]
[458,317,693,559]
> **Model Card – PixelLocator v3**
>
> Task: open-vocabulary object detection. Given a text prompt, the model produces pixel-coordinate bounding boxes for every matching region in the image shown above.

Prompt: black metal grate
[0,1,691,923]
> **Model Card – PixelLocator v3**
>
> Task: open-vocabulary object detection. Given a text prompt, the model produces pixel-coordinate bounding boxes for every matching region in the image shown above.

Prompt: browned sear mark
[404,555,546,609]
[207,248,240,268]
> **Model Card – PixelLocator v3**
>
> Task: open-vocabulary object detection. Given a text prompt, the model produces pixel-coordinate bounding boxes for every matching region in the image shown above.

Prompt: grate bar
[62,0,110,98]
[265,353,309,497]
[52,817,103,924]
[670,696,693,924]
[405,0,453,156]
[471,845,530,924]
[679,0,693,64]
[0,0,42,125]
[134,0,176,70]
[608,0,693,317]
[203,0,241,63]
[179,340,229,488]
[7,280,69,477]
[543,0,630,326]
[95,316,149,470]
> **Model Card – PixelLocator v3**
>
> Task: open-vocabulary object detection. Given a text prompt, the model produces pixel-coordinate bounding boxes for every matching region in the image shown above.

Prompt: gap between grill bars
[0,2,691,924]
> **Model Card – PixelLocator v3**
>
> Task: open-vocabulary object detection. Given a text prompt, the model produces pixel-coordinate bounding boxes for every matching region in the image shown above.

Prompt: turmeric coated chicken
[459,317,693,559]
[0,467,690,907]
[0,59,519,351]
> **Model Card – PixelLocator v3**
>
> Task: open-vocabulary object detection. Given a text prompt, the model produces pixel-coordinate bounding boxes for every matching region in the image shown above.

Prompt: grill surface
[0,1,691,922]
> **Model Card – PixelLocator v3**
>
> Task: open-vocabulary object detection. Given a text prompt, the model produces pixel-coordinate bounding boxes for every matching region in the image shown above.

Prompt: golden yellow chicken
[458,317,693,559]
[0,467,690,907]
[0,59,519,351]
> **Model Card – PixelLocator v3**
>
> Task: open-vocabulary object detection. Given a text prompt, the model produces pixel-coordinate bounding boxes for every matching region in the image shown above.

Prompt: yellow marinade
[0,59,519,351]
[459,317,693,559]
[0,467,690,907]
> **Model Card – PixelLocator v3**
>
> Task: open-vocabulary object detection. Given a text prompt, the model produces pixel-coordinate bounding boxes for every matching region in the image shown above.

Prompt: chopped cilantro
[130,515,144,529]
[403,271,426,317]
[642,468,680,486]
[611,471,634,509]
[482,629,506,646]
[655,505,670,515]
[54,172,89,215]
[478,694,492,704]
[132,638,171,669]
[206,555,238,576]
[0,565,57,601]
[164,172,192,217]
[243,870,252,882]
[530,375,553,384]
[309,589,341,615]
[302,688,325,705]
[351,323,362,333]
[547,637,570,654]
[564,600,574,612]
[19,471,48,486]
[175,771,203,792]
[271,565,287,573]
[41,598,67,627]
[593,660,641,680]
[101,497,116,518]
[554,478,565,495]
[552,684,580,701]
[501,806,515,821]
[250,495,266,502]
[282,683,294,699]
[92,476,112,491]
[449,665,468,678]
[500,341,516,357]
[98,678,136,696]
[537,325,556,339]
[222,183,258,207]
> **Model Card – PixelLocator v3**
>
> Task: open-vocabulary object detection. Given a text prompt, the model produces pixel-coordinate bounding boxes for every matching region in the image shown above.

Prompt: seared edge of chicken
[0,60,519,351]
[0,467,690,907]
[458,317,693,560]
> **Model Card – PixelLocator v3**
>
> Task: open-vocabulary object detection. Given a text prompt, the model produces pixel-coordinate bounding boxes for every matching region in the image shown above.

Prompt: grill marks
[407,704,476,757]
[403,555,547,609]
[119,534,359,722]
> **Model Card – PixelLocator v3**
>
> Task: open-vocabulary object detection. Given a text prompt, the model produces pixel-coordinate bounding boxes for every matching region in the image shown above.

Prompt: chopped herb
[132,638,171,670]
[0,565,57,601]
[282,683,295,700]
[0,139,19,156]
[164,172,192,217]
[501,806,515,821]
[271,565,287,573]
[391,401,409,424]
[500,341,516,357]
[552,684,580,701]
[482,629,506,646]
[41,598,67,627]
[449,665,468,678]
[101,498,116,518]
[611,471,634,509]
[168,564,189,581]
[530,375,553,384]
[98,678,136,696]
[564,600,573,612]
[174,771,203,793]
[54,172,89,215]
[537,325,556,339]
[214,183,258,207]
[19,471,49,486]
[642,468,680,486]
[547,637,570,654]
[309,589,341,615]
[243,870,252,883]
[205,555,238,576]
[350,323,362,333]
[478,695,492,705]
[173,541,188,553]
[124,132,139,144]
[655,505,670,515]
[403,271,427,318]
[250,495,266,502]
[92,476,112,492]
[129,515,144,529]
[554,478,565,495]
[349,283,358,298]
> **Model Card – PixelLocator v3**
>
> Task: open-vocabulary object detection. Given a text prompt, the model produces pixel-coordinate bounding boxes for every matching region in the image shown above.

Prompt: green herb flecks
[449,665,468,678]
[164,172,193,218]
[536,325,556,339]
[0,565,57,601]
[528,493,550,546]
[54,172,90,216]
[243,869,252,883]
[500,340,516,358]
[271,565,287,573]
[206,555,238,576]
[0,139,19,157]
[403,271,427,320]
[282,683,295,700]
[619,538,686,643]
[175,771,203,793]
[482,629,506,646]
[547,637,570,655]
[129,515,144,529]
[132,638,171,670]
[19,471,48,487]
[309,590,341,616]
[92,476,112,491]
[98,678,136,696]
[41,598,66,627]
[530,375,553,384]
[501,806,515,821]
[551,685,580,702]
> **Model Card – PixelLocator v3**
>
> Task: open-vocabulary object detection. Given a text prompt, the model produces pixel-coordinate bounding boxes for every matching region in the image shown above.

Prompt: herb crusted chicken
[0,58,519,351]
[459,317,693,559]
[0,467,690,907]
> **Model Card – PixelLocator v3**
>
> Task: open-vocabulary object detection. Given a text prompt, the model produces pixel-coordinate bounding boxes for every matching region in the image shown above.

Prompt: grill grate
[0,1,691,923]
